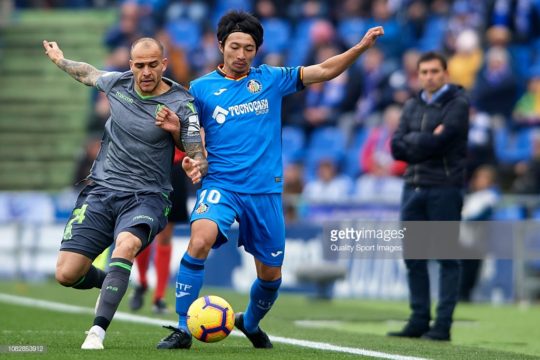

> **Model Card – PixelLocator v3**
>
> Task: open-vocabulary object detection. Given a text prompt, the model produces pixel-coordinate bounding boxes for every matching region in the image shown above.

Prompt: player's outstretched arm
[302,26,384,85]
[43,40,105,87]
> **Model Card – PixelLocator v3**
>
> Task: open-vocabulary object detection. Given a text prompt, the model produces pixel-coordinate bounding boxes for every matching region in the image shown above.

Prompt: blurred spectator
[104,45,130,71]
[104,1,149,51]
[413,0,451,53]
[302,158,352,202]
[513,70,540,126]
[165,0,209,24]
[467,109,497,181]
[460,165,500,302]
[304,19,346,66]
[262,52,285,67]
[444,1,485,52]
[360,105,407,177]
[354,105,405,203]
[156,30,191,86]
[254,0,277,20]
[471,46,518,121]
[254,0,291,59]
[190,26,221,76]
[87,92,111,133]
[73,134,102,190]
[87,45,129,132]
[448,29,483,90]
[511,130,540,193]
[486,0,540,45]
[484,25,529,83]
[288,0,327,22]
[402,0,428,47]
[302,44,347,133]
[334,0,368,20]
[354,47,390,123]
[485,25,512,47]
[366,0,403,61]
[383,49,421,107]
[462,165,500,221]
[283,162,305,223]
[137,0,169,32]
[284,162,305,196]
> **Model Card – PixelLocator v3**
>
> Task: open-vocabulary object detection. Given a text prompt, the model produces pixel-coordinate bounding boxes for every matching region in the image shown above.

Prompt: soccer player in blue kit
[157,11,384,349]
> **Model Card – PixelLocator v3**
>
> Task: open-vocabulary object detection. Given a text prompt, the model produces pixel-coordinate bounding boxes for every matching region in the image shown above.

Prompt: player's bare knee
[55,267,79,287]
[113,240,141,260]
[258,265,282,282]
[187,236,213,258]
[114,232,142,259]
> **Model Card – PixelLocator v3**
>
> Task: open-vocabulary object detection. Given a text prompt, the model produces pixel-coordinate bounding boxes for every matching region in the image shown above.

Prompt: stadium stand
[0,10,114,190]
[3,0,540,303]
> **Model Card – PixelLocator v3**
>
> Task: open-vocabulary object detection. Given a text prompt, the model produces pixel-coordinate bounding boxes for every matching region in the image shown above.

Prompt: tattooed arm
[43,40,104,86]
[183,141,208,179]
[155,107,208,183]
[180,106,208,178]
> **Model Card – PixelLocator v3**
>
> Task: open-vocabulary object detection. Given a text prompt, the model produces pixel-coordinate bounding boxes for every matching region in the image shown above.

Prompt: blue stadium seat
[304,127,346,181]
[165,18,201,52]
[417,16,447,52]
[492,205,526,220]
[337,18,366,48]
[286,19,316,66]
[494,126,532,164]
[343,127,369,178]
[282,126,306,167]
[211,0,253,28]
[261,18,291,54]
[137,0,168,12]
[509,44,533,83]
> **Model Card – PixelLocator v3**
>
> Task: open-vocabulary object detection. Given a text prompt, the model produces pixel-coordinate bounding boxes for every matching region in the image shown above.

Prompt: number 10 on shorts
[198,189,221,204]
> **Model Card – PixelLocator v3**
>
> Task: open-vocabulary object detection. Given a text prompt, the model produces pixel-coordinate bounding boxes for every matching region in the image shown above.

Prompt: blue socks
[174,252,281,335]
[175,252,205,332]
[243,278,282,333]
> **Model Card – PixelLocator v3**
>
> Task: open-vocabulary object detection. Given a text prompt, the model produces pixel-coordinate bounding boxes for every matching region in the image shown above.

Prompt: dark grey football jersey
[90,71,200,193]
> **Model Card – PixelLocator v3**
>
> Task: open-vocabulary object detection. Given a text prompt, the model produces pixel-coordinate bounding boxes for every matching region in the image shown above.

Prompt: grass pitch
[0,281,539,359]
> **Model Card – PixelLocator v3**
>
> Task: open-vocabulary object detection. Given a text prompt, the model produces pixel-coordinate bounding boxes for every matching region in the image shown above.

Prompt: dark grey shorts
[60,183,171,260]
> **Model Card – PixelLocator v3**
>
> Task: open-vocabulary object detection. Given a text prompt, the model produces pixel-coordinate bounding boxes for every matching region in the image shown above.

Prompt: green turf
[0,281,538,359]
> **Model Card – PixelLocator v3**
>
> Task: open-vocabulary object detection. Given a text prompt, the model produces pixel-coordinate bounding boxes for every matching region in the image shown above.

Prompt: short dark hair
[217,11,264,50]
[130,37,164,58]
[417,51,447,70]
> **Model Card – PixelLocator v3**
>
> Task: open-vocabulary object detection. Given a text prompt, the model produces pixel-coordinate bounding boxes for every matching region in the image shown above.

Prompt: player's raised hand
[43,40,64,65]
[358,26,384,49]
[155,106,180,134]
[182,156,203,184]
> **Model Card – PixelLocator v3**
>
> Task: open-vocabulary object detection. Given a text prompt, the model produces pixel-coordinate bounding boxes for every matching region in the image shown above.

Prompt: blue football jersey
[190,65,304,194]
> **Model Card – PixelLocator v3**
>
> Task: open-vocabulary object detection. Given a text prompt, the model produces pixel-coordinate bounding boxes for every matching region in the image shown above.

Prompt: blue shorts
[60,183,171,260]
[190,187,285,267]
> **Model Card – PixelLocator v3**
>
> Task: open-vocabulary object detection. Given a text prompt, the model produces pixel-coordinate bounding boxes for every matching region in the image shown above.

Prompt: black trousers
[400,185,463,330]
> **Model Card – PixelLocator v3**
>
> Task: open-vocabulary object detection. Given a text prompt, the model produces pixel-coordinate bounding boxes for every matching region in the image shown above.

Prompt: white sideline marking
[0,293,429,360]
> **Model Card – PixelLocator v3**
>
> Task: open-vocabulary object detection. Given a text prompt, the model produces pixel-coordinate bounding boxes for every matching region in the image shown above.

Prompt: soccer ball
[187,295,235,343]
